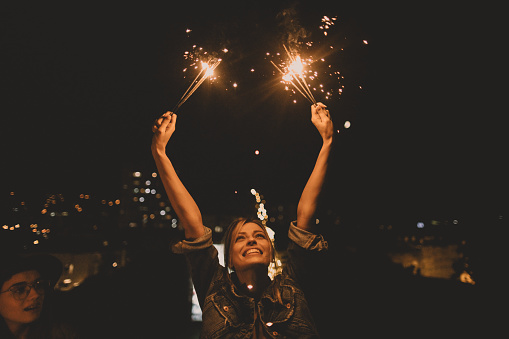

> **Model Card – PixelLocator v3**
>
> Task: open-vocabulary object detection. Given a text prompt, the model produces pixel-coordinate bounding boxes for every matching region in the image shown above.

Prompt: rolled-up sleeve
[171,227,220,309]
[288,221,328,251]
[171,226,213,254]
[285,221,329,293]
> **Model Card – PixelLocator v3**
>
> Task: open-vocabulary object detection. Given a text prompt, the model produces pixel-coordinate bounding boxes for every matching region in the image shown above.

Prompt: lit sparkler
[270,45,317,105]
[173,58,221,112]
[268,15,345,105]
[172,28,227,113]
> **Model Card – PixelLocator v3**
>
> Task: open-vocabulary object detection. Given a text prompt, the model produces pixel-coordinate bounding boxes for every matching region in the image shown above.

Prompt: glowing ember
[289,56,304,74]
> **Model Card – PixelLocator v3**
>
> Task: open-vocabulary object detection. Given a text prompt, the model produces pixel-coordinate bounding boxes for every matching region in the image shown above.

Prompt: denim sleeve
[285,221,328,293]
[171,227,221,309]
[172,226,214,254]
[287,221,328,251]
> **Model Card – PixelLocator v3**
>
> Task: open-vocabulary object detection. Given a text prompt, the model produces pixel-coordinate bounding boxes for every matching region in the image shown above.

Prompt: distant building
[119,169,176,230]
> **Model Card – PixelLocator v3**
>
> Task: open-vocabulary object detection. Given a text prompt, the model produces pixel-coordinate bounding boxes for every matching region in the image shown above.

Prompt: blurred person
[0,253,81,339]
[152,103,333,338]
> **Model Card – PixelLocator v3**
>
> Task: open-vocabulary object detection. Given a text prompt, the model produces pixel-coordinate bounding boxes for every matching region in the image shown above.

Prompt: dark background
[0,1,501,337]
[0,2,503,219]
[2,1,502,224]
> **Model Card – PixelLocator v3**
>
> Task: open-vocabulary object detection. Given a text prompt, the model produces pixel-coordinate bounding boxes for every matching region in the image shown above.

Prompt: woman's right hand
[311,103,334,144]
[151,111,177,153]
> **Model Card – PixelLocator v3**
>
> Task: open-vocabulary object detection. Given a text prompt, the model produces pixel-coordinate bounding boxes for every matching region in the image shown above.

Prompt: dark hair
[0,254,62,288]
[222,217,283,304]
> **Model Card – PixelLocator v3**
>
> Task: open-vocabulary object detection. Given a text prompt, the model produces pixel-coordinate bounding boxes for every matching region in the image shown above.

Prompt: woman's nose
[247,238,257,246]
[26,288,43,301]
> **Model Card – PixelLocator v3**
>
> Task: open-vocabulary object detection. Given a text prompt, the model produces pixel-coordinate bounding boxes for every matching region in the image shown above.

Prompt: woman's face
[230,222,272,272]
[0,270,45,332]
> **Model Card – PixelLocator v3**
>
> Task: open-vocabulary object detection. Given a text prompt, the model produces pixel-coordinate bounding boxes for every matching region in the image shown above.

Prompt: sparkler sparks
[268,15,344,105]
[319,15,337,36]
[172,29,229,113]
[174,13,357,114]
[270,45,317,105]
[173,58,221,112]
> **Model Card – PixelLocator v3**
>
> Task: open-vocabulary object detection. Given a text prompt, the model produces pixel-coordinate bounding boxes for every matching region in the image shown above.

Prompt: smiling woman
[230,222,273,271]
[224,219,275,296]
[152,102,333,338]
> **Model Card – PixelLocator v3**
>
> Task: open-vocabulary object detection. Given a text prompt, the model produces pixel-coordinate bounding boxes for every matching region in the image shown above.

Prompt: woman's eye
[12,285,28,295]
[256,234,265,238]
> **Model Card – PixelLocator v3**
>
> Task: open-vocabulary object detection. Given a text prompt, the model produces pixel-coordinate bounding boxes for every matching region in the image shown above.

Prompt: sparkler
[172,58,221,113]
[172,27,227,113]
[270,45,317,105]
[268,15,350,105]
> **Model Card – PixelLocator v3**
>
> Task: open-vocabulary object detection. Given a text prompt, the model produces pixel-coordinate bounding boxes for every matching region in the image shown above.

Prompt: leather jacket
[173,222,328,338]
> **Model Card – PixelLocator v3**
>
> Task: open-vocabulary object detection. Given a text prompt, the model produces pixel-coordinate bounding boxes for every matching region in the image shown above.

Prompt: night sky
[1,2,503,224]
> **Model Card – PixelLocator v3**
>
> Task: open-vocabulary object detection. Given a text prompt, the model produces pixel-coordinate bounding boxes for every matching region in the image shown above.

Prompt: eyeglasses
[0,279,51,301]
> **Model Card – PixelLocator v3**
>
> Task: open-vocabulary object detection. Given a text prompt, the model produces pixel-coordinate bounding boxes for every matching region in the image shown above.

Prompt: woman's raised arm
[296,103,334,231]
[151,112,205,239]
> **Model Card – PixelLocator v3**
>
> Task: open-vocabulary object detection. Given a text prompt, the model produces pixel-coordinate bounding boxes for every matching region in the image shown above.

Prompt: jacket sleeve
[172,227,221,309]
[285,221,328,292]
[287,221,328,251]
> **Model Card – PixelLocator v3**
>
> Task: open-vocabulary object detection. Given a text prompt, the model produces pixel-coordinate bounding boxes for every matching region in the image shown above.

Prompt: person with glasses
[152,103,333,338]
[0,253,80,339]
